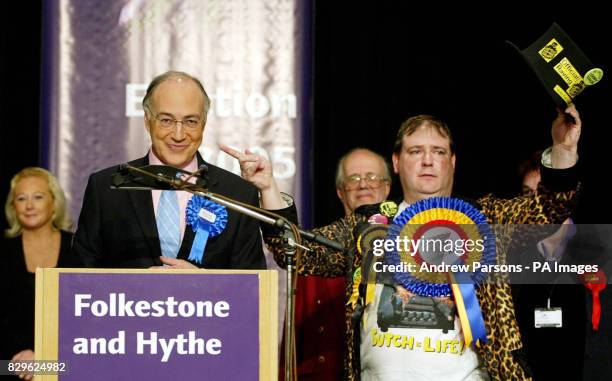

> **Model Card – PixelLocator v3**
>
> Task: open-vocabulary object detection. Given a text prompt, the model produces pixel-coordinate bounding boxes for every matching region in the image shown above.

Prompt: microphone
[111,163,210,191]
[111,163,130,188]
[111,164,182,190]
[297,229,345,252]
[198,163,209,174]
[179,164,209,189]
[274,219,345,252]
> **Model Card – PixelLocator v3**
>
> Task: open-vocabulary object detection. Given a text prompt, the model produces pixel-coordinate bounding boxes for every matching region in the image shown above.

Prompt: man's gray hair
[142,71,211,117]
[334,148,391,188]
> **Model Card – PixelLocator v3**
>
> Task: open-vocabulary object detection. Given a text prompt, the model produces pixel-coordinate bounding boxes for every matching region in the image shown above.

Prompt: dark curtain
[0,0,42,229]
[312,3,610,226]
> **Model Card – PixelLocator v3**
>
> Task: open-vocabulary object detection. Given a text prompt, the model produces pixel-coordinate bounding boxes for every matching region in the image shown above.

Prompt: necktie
[156,190,180,258]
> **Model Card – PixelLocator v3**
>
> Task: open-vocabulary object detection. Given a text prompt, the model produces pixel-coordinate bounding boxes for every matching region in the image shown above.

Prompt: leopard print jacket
[264,166,578,381]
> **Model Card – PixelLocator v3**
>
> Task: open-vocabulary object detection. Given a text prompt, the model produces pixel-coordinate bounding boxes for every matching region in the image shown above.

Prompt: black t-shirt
[0,231,79,360]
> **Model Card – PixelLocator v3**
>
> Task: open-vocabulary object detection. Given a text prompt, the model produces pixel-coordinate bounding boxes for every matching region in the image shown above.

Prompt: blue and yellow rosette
[185,195,228,264]
[386,197,495,347]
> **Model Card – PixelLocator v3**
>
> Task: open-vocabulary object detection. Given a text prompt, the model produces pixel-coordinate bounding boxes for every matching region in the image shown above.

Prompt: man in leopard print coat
[222,104,581,380]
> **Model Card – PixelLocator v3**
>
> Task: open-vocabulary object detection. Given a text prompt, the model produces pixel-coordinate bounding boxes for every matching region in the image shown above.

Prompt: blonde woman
[1,167,79,379]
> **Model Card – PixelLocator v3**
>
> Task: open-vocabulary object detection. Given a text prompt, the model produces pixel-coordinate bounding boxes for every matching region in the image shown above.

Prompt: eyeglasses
[344,173,388,190]
[153,114,203,130]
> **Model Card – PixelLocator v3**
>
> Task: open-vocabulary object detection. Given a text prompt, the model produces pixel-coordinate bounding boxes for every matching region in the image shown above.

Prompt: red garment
[280,275,345,380]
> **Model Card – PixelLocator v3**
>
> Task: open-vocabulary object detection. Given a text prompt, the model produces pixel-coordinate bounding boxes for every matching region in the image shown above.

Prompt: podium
[35,268,278,380]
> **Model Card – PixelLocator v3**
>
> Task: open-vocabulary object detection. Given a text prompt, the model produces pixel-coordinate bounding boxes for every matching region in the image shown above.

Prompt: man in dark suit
[74,71,266,270]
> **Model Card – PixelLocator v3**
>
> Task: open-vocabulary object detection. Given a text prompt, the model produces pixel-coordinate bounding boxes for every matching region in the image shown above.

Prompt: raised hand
[220,145,287,209]
[551,103,581,168]
[220,145,274,191]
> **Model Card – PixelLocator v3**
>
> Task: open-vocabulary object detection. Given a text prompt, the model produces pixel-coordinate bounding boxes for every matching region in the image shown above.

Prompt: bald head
[336,148,391,216]
[142,71,211,117]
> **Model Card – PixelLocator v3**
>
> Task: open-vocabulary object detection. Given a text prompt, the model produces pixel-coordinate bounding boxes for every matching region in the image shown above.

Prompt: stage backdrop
[42,0,311,225]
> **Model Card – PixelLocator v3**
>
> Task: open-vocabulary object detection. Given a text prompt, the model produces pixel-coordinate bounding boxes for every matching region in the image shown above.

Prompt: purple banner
[58,273,259,380]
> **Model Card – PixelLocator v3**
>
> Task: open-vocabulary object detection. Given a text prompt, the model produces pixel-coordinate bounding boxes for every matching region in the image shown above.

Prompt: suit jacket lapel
[126,155,162,258]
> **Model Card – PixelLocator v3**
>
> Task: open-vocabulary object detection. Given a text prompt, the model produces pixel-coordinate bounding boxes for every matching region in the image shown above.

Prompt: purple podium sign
[58,273,259,380]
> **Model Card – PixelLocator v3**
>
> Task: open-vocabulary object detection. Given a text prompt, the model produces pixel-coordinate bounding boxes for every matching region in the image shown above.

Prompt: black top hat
[509,23,603,107]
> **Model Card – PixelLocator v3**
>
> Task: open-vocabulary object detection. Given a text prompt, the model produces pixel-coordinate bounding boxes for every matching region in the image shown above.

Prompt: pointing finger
[220,145,243,160]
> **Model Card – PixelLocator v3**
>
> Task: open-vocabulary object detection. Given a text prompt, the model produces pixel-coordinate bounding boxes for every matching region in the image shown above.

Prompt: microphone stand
[116,163,344,381]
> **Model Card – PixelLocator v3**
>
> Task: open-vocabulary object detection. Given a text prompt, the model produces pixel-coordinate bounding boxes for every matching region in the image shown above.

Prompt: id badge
[534,307,563,328]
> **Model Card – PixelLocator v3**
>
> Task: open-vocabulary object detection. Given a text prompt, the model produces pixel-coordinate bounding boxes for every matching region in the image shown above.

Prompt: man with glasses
[74,71,266,270]
[336,148,392,217]
[289,148,391,380]
[225,106,582,380]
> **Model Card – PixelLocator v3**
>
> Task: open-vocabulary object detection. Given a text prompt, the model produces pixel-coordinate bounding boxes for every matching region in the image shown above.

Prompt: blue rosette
[185,195,228,264]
